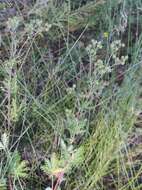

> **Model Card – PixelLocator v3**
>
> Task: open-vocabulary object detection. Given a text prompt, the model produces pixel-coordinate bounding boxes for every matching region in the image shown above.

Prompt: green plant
[41,141,84,190]
[0,133,29,189]
[0,0,142,189]
[8,151,29,179]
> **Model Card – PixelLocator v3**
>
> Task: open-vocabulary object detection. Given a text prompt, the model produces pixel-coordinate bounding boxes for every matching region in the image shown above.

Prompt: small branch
[8,176,13,190]
[53,172,64,190]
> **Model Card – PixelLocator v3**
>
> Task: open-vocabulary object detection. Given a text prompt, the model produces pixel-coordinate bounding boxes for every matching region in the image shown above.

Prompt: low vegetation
[0,0,142,189]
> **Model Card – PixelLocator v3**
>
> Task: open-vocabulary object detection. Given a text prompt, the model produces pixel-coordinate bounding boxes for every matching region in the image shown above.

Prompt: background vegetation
[0,0,142,189]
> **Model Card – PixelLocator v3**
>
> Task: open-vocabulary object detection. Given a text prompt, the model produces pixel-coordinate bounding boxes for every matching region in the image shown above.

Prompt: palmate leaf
[41,159,52,175]
[41,144,84,178]
[61,142,84,172]
[41,153,65,177]
[13,160,29,179]
[8,151,29,179]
